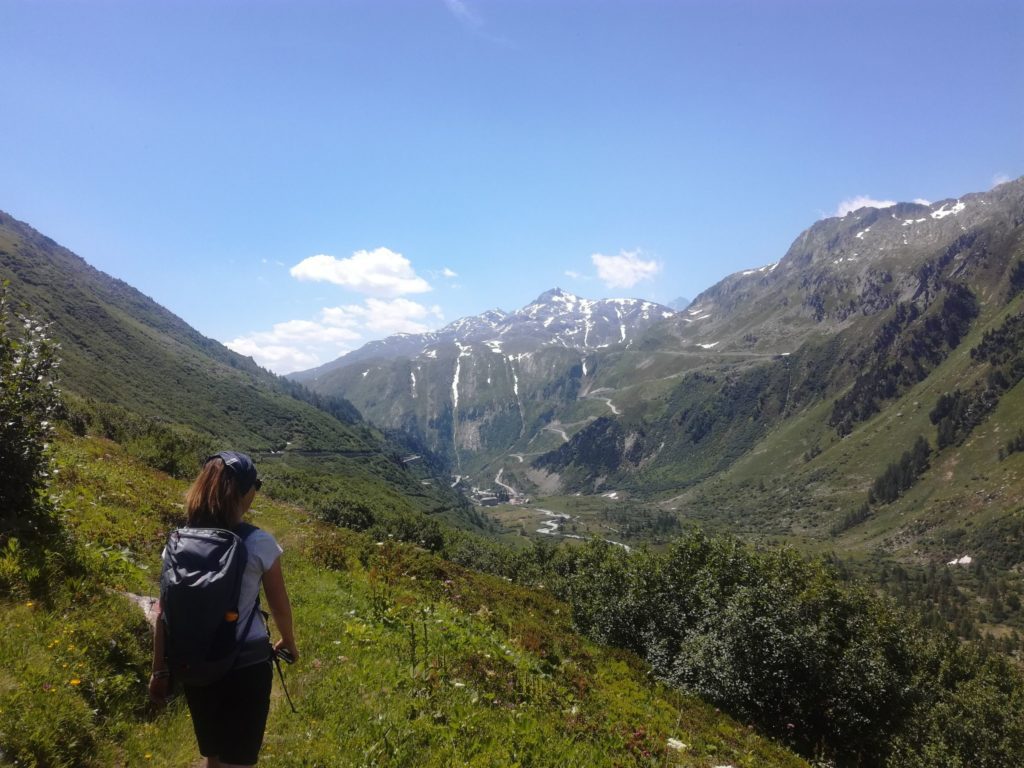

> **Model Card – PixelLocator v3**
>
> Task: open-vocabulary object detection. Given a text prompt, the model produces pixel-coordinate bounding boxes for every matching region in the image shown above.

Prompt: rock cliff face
[652,185,1024,356]
[294,289,675,468]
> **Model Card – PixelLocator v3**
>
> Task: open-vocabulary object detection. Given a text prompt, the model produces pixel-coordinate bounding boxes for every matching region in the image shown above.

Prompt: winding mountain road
[495,468,519,498]
[543,425,570,442]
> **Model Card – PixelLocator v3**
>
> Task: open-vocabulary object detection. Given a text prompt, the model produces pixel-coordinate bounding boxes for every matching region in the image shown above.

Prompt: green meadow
[0,433,806,767]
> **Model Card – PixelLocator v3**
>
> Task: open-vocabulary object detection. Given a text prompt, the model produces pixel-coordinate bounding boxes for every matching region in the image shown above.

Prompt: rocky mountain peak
[533,287,574,304]
[293,288,676,383]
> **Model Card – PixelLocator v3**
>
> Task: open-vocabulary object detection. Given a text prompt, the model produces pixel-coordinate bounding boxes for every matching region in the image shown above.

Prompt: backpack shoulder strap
[233,522,259,540]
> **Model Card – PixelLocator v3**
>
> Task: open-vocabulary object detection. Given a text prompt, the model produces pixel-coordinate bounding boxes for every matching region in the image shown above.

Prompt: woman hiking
[149,451,298,768]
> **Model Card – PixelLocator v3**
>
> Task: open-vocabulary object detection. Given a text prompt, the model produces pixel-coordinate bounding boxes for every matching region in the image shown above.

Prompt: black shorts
[183,659,273,765]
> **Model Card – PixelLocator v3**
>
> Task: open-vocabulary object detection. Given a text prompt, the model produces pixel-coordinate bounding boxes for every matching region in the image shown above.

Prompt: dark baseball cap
[206,451,261,494]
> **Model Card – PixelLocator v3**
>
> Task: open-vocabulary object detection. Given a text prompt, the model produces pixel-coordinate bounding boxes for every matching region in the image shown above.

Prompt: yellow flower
[69,678,81,686]
[144,754,152,760]
[25,601,34,607]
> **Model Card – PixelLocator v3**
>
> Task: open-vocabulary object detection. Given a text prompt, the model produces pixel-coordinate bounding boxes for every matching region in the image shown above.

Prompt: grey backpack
[159,523,259,686]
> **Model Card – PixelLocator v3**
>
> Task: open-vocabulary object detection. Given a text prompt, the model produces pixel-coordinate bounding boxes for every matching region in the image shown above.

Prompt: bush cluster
[554,532,1024,766]
[0,283,62,532]
[0,284,78,600]
[868,435,931,505]
[1000,429,1024,460]
[63,396,215,478]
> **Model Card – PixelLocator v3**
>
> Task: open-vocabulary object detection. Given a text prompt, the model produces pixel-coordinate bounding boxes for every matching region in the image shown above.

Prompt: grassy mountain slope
[532,181,1024,542]
[0,210,363,451]
[0,209,472,526]
[0,432,807,767]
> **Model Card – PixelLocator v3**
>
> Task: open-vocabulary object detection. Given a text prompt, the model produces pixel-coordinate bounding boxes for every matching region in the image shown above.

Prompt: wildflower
[144,754,152,760]
[666,738,687,751]
[69,678,81,686]
[25,601,34,608]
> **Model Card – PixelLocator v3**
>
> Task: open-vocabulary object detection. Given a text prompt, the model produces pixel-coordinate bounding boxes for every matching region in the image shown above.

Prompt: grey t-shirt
[238,528,283,642]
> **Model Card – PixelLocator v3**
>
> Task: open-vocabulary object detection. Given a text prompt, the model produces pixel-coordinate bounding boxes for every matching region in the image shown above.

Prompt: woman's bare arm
[148,601,170,702]
[262,558,298,660]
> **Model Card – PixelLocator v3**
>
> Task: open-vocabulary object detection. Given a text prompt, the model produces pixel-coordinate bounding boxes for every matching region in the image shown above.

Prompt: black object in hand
[276,647,295,664]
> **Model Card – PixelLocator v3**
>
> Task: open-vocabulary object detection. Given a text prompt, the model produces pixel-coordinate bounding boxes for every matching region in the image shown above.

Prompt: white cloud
[992,173,1011,188]
[225,318,362,374]
[442,267,458,278]
[290,247,432,297]
[912,198,931,206]
[227,299,446,374]
[251,319,361,345]
[322,298,444,335]
[224,339,321,375]
[440,0,514,46]
[834,196,898,217]
[564,270,581,279]
[591,250,661,289]
[442,0,482,29]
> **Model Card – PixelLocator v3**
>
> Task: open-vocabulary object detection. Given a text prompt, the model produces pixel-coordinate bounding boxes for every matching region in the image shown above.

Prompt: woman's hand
[273,637,299,663]
[148,673,170,704]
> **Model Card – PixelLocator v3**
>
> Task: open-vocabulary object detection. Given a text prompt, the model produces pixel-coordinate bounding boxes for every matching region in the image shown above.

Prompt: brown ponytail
[184,458,244,528]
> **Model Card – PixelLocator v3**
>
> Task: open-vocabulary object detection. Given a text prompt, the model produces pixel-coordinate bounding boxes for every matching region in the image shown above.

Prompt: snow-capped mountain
[289,289,675,471]
[292,289,673,383]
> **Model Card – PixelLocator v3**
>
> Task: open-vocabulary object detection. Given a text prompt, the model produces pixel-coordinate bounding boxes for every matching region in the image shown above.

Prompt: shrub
[0,284,76,600]
[868,436,931,505]
[558,531,1024,765]
[0,282,62,534]
[314,495,376,530]
[62,396,214,479]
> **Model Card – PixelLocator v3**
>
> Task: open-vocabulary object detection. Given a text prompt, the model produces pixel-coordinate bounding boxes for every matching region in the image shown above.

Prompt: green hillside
[0,432,808,768]
[531,181,1024,557]
[0,209,472,529]
[0,210,367,452]
[2,209,1023,766]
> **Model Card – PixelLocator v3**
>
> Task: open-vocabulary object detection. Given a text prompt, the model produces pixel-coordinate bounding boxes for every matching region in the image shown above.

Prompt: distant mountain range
[293,288,674,383]
[298,177,1024,569]
[4,176,1023,572]
[290,289,675,472]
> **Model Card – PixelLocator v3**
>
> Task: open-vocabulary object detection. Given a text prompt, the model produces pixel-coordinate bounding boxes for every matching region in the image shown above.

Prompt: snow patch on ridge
[931,201,966,220]
[741,262,779,276]
[451,341,473,409]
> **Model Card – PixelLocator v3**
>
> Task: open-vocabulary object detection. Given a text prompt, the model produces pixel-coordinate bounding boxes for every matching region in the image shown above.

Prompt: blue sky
[2,0,1021,373]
